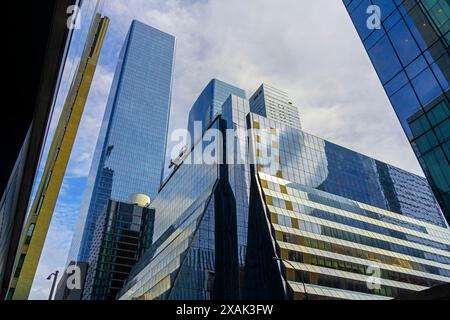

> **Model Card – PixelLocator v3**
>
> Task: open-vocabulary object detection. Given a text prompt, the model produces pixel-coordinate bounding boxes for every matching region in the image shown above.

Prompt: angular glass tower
[250,84,302,130]
[187,79,246,142]
[68,20,175,263]
[118,92,450,301]
[343,0,450,224]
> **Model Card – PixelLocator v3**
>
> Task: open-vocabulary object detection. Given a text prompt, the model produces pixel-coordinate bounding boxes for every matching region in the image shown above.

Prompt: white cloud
[102,0,423,175]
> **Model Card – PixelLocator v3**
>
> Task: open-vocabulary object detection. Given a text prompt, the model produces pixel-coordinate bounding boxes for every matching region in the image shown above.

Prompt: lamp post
[273,257,309,300]
[47,271,59,300]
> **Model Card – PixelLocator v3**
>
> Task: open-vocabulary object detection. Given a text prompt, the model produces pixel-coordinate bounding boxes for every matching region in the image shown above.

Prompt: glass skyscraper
[187,78,246,142]
[118,88,450,300]
[343,0,450,224]
[68,20,175,263]
[250,84,302,130]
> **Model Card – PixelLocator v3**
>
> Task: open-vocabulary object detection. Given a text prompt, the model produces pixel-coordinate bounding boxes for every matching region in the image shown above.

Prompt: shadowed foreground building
[117,91,450,300]
[343,0,450,224]
[187,78,246,143]
[6,14,109,300]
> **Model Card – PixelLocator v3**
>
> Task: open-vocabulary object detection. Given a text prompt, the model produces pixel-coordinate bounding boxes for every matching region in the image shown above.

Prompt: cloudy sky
[29,0,423,299]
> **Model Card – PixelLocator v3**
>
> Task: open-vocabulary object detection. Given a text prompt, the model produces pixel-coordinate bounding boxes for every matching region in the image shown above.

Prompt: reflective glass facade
[118,91,450,300]
[119,121,220,300]
[69,21,175,263]
[248,113,450,299]
[187,79,246,141]
[343,0,450,224]
[251,113,446,227]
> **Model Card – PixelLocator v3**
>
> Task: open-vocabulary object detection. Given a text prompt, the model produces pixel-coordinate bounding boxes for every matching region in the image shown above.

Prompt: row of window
[283,248,444,287]
[273,210,450,265]
[288,268,411,298]
[276,231,450,278]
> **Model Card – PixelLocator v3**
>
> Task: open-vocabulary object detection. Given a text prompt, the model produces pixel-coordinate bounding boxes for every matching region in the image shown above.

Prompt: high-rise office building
[68,20,175,264]
[6,14,109,300]
[82,196,154,300]
[250,84,302,130]
[343,0,450,224]
[118,90,450,300]
[187,78,246,143]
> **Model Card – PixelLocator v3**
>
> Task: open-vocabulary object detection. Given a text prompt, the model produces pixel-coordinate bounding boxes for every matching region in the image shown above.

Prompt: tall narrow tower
[7,14,110,300]
[68,21,176,265]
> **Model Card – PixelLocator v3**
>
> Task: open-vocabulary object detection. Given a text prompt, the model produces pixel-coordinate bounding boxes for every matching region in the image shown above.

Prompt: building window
[14,254,26,278]
[25,224,36,245]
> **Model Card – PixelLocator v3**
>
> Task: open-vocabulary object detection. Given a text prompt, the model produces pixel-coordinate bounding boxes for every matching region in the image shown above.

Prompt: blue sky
[29,0,424,299]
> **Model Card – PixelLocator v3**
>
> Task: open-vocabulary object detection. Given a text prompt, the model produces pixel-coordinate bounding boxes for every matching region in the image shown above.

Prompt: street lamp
[273,257,309,300]
[46,270,59,300]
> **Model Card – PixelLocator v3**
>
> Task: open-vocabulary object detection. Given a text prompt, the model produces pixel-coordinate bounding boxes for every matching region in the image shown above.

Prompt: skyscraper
[250,84,302,130]
[187,78,246,142]
[246,111,450,299]
[82,196,154,300]
[118,89,450,300]
[343,0,450,224]
[68,20,175,263]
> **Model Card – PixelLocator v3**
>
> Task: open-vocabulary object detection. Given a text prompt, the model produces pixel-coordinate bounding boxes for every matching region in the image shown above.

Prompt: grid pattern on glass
[250,113,446,227]
[249,84,302,130]
[69,20,176,263]
[343,0,450,223]
[118,184,216,300]
[258,172,450,298]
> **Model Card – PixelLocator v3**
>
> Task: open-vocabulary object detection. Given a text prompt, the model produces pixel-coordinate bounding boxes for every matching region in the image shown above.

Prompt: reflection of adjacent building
[5,14,109,300]
[343,0,450,224]
[117,88,450,300]
[67,20,176,266]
